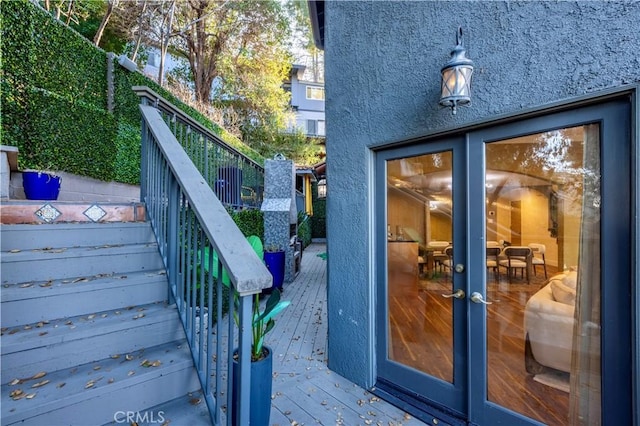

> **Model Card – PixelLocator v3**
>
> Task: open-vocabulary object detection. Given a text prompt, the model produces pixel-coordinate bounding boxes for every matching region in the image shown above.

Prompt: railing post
[166,174,179,305]
[236,293,253,425]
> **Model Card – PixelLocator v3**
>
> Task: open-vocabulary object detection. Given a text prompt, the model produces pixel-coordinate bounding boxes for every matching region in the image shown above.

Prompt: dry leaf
[25,393,37,399]
[32,372,47,380]
[39,281,52,288]
[151,360,162,367]
[110,354,121,359]
[9,378,20,386]
[9,329,19,335]
[19,283,34,288]
[10,389,25,400]
[36,322,44,328]
[65,320,73,325]
[9,249,21,253]
[57,383,66,388]
[127,371,135,376]
[189,398,202,405]
[93,365,101,371]
[85,380,95,389]
[108,378,114,384]
[24,325,32,330]
[125,354,134,361]
[87,314,96,320]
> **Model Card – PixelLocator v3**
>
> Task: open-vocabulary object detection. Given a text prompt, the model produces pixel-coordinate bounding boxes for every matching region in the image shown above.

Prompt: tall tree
[92,0,118,46]
[171,0,290,104]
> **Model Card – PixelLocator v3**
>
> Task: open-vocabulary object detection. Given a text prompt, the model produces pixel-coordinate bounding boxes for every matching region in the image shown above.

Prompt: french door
[375,99,632,425]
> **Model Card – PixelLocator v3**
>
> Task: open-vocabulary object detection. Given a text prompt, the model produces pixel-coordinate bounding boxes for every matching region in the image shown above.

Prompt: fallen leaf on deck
[19,283,34,288]
[189,398,202,405]
[40,281,53,288]
[25,393,37,399]
[57,383,66,388]
[111,354,121,359]
[85,380,95,389]
[9,249,21,253]
[125,354,134,361]
[31,372,46,380]
[87,314,96,320]
[127,371,135,376]
[9,378,20,386]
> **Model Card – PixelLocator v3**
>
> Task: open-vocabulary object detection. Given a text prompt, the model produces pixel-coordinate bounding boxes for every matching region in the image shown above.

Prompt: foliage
[113,123,141,183]
[234,289,290,361]
[229,208,264,241]
[311,181,327,239]
[244,127,325,167]
[297,211,312,248]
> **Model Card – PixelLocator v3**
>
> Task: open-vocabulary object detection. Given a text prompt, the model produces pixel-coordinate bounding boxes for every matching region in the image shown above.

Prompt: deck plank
[269,243,424,425]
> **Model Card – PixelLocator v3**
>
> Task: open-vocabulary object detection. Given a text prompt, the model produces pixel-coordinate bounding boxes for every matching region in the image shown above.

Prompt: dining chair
[498,246,532,284]
[486,246,501,282]
[528,243,547,279]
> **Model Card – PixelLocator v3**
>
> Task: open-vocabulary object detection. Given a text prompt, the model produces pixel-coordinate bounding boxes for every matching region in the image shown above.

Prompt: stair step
[1,243,164,284]
[1,302,185,380]
[1,222,155,252]
[1,339,200,426]
[1,269,168,327]
[102,390,212,426]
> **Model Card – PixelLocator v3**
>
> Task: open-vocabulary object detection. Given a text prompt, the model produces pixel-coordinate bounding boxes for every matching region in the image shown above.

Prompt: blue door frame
[375,96,634,425]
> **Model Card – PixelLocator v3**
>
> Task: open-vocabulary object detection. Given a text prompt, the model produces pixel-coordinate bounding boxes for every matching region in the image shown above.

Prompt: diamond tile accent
[84,204,107,222]
[35,203,61,223]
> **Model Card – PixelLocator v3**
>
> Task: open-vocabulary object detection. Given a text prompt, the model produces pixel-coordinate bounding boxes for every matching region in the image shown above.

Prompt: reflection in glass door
[483,125,601,425]
[386,151,454,383]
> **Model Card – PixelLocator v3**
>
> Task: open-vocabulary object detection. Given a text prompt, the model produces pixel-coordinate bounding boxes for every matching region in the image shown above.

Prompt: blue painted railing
[138,103,272,424]
[134,86,264,210]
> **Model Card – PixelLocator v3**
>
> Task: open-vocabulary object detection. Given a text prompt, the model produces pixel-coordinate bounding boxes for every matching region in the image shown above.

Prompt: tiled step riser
[1,275,168,327]
[1,223,155,252]
[2,315,185,380]
[1,247,164,284]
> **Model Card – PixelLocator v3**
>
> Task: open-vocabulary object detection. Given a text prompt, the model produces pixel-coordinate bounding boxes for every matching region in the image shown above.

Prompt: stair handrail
[140,104,272,425]
[134,85,264,210]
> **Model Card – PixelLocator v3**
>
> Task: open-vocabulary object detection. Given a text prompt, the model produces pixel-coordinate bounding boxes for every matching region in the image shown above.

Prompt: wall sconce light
[439,27,474,115]
[317,178,327,198]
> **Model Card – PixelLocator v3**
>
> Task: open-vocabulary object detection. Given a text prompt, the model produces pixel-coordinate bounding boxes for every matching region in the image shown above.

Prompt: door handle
[441,289,465,299]
[470,292,492,304]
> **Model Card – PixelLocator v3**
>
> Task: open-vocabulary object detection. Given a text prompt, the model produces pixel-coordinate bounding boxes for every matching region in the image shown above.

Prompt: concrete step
[1,242,164,284]
[1,339,200,426]
[1,222,155,252]
[1,269,168,327]
[1,302,185,380]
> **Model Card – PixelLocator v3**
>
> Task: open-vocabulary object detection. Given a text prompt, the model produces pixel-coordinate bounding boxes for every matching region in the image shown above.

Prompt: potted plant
[22,169,61,200]
[232,289,290,426]
[263,244,285,291]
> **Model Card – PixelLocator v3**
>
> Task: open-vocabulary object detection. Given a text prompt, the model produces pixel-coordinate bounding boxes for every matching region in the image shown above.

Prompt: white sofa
[523,271,577,374]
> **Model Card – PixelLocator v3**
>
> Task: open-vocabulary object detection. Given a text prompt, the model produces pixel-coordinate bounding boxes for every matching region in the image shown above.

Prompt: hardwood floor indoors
[389,264,570,425]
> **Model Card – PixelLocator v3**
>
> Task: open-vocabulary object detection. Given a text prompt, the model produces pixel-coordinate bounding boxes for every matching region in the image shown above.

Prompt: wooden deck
[268,243,424,426]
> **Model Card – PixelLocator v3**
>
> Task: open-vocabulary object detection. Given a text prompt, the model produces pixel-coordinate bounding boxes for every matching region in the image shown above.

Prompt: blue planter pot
[22,171,61,200]
[232,346,273,426]
[264,251,285,290]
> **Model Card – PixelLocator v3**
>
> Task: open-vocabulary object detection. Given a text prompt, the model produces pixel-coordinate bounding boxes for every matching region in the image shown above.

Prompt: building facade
[311,1,639,425]
[285,64,326,138]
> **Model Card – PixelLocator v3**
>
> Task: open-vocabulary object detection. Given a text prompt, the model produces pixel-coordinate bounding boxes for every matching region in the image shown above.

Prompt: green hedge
[23,88,118,179]
[229,208,264,241]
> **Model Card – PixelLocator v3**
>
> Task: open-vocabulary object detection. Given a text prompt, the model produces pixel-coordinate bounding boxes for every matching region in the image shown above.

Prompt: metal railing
[134,86,264,210]
[139,104,272,424]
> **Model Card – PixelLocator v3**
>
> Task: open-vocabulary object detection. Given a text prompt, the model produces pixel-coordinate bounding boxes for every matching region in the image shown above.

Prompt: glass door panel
[386,152,454,383]
[483,125,601,425]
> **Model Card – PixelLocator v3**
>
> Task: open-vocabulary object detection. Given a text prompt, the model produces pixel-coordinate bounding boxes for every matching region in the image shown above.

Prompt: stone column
[261,155,297,284]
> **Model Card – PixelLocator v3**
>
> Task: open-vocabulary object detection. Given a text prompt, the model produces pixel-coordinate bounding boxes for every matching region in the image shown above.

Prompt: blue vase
[231,346,273,426]
[22,171,61,200]
[263,251,285,290]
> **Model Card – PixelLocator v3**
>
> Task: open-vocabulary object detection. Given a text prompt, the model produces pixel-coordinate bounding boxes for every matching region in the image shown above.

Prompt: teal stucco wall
[323,1,640,387]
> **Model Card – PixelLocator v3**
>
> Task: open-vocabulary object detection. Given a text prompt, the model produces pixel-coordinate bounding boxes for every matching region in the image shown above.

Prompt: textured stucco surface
[323,1,640,387]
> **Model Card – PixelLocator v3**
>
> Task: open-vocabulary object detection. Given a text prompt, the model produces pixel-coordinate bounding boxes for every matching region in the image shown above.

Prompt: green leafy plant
[234,289,290,361]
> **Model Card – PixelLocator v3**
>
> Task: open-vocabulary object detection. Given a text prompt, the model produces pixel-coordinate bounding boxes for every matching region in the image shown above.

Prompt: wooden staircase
[1,221,211,425]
